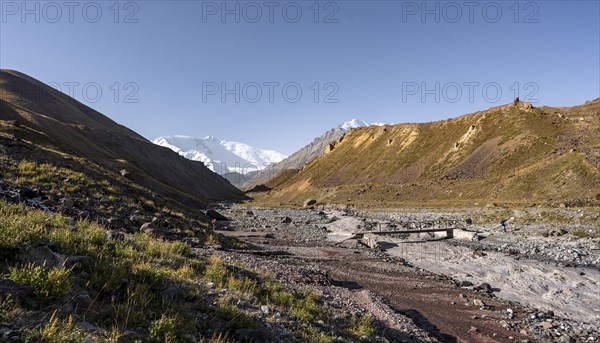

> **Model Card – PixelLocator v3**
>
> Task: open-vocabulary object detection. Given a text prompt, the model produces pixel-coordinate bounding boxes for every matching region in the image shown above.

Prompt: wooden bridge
[352,227,457,238]
[333,218,465,247]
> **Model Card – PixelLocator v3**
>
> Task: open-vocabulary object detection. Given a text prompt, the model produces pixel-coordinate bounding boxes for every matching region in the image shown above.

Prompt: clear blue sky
[1,0,598,155]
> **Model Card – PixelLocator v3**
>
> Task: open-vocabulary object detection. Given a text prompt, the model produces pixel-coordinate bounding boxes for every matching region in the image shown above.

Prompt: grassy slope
[256,100,600,207]
[0,201,373,342]
[0,120,215,232]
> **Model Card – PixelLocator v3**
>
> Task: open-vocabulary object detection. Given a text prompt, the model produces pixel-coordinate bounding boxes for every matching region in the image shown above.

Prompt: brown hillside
[0,69,245,207]
[258,99,600,207]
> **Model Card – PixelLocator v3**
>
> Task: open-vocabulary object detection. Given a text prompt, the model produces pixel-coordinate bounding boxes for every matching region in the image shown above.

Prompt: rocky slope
[0,69,245,207]
[256,99,600,207]
[241,119,372,191]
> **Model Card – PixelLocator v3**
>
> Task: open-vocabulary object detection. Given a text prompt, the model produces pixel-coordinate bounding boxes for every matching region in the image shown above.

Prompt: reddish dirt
[278,245,536,343]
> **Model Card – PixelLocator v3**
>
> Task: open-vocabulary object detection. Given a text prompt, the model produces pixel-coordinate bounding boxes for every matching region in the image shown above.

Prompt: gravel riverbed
[213,204,600,343]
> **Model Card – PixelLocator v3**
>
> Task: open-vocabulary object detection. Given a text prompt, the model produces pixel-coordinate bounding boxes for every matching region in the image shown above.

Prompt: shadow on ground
[397,309,457,343]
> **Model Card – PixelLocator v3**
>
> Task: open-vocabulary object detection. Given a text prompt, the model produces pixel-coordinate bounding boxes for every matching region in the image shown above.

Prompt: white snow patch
[153,135,287,175]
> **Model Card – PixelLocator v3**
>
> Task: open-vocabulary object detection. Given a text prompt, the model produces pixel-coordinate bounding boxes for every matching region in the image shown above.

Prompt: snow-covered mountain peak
[338,119,370,132]
[152,135,287,175]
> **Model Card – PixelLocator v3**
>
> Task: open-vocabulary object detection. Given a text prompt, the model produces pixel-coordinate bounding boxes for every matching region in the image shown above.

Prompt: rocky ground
[2,171,598,342]
[213,204,600,343]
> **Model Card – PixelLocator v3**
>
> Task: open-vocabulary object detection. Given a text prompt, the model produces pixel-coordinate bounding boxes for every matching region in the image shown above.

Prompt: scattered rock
[106,230,125,241]
[418,232,433,240]
[456,280,473,287]
[16,185,38,198]
[23,246,65,269]
[558,334,573,343]
[276,216,292,224]
[107,217,125,229]
[60,302,74,315]
[472,299,485,307]
[234,329,270,342]
[473,282,493,293]
[73,291,93,309]
[140,222,156,232]
[62,198,74,210]
[549,228,568,237]
[205,209,229,221]
[160,286,185,300]
[473,250,487,257]
[303,199,317,207]
[65,255,91,268]
[260,305,271,315]
[0,278,33,303]
[129,214,143,226]
[209,317,227,331]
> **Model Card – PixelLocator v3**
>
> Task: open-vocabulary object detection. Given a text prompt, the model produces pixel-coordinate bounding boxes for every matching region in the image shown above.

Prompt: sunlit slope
[259,100,600,207]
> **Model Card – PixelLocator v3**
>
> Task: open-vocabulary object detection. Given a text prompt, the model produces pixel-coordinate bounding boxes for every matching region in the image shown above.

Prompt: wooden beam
[353,227,457,236]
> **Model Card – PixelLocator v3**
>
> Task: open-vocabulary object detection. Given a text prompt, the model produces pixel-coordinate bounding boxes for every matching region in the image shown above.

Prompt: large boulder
[433,229,479,241]
[107,217,125,230]
[234,329,270,342]
[303,199,317,207]
[140,222,167,237]
[0,278,33,302]
[205,209,229,221]
[22,246,65,269]
[274,216,292,224]
[160,286,185,301]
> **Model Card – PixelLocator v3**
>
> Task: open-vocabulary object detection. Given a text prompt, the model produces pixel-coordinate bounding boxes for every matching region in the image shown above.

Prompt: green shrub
[267,288,294,309]
[24,311,83,343]
[291,291,323,324]
[0,204,48,261]
[203,256,227,286]
[214,304,258,330]
[7,263,71,301]
[346,315,375,339]
[149,313,177,342]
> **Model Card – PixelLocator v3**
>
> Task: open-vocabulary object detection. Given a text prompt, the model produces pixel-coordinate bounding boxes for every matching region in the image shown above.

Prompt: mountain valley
[1,70,599,343]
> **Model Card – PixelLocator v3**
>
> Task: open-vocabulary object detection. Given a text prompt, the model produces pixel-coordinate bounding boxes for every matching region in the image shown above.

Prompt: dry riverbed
[215,205,600,343]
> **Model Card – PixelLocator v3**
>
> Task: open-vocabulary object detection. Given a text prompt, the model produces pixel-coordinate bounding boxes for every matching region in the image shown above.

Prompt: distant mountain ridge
[241,119,377,190]
[153,135,287,175]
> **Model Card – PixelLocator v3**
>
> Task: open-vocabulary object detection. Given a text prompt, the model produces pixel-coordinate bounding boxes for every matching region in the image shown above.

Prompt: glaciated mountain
[339,119,370,132]
[152,135,287,176]
[241,119,376,190]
